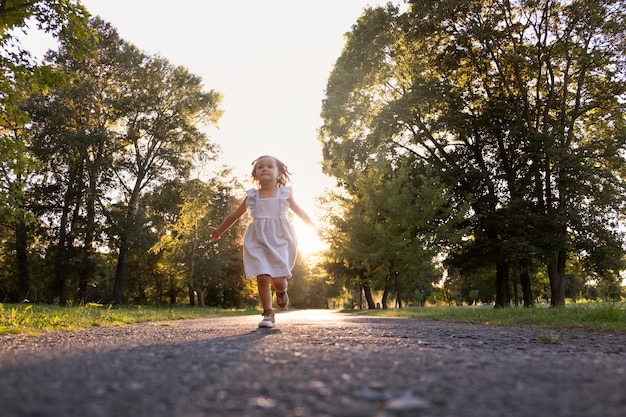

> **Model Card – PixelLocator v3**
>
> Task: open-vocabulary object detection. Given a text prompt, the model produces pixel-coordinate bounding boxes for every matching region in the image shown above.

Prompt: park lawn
[347,302,626,333]
[0,303,256,336]
[2,302,625,336]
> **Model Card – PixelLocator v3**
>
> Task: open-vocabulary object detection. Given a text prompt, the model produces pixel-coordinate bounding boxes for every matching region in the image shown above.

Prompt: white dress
[243,186,298,278]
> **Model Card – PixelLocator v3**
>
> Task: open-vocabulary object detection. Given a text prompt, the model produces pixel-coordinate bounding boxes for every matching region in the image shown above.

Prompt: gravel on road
[1,310,624,417]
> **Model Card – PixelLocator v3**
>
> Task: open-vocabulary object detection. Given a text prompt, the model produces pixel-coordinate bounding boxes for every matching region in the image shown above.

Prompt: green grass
[0,303,256,336]
[345,302,626,333]
[3,302,625,336]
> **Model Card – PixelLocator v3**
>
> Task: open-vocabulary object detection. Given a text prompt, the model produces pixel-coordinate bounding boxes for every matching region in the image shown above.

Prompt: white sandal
[258,310,275,328]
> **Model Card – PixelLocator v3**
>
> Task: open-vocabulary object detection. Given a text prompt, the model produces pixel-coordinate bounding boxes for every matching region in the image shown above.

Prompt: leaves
[320,0,626,305]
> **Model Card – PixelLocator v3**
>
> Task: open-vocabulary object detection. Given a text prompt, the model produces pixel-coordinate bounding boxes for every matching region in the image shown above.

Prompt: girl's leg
[271,277,288,293]
[257,274,273,312]
[257,274,275,328]
[271,277,289,309]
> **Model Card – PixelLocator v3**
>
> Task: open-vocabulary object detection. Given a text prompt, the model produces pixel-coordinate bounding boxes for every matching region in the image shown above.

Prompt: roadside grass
[3,301,624,336]
[344,302,626,333]
[0,303,256,336]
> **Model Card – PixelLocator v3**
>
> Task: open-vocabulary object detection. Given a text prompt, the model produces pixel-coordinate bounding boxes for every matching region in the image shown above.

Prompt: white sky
[27,0,401,253]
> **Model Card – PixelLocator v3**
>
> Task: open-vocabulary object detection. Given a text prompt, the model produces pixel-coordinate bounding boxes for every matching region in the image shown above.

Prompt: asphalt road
[1,310,625,417]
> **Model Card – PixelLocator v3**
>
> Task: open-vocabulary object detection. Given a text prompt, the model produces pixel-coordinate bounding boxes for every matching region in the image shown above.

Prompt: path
[1,310,625,416]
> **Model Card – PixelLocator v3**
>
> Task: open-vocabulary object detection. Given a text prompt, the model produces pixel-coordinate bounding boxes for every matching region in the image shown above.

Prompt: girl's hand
[209,226,220,242]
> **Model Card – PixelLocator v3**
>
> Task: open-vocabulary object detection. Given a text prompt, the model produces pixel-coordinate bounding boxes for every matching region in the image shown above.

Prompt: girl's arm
[210,198,247,242]
[288,194,323,237]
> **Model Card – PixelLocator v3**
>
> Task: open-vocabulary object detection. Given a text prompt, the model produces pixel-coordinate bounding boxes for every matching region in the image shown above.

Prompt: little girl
[210,155,322,328]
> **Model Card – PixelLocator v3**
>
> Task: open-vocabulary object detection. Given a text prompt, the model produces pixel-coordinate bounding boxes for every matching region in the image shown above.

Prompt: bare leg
[271,277,288,293]
[257,274,273,313]
[256,274,276,328]
[272,277,289,309]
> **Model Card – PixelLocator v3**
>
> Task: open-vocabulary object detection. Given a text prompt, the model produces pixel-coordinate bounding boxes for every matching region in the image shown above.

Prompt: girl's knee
[257,274,272,286]
[271,277,288,292]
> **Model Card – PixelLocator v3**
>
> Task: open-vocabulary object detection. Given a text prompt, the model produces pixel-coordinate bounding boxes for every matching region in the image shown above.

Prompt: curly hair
[250,155,292,187]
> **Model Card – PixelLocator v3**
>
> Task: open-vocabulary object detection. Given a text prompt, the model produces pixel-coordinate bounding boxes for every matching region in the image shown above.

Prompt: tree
[320,0,626,308]
[107,38,222,304]
[3,16,224,305]
[0,0,92,302]
[26,79,115,303]
[200,176,250,307]
[150,173,251,307]
[0,0,92,120]
[0,115,35,301]
[321,148,462,308]
[23,18,142,303]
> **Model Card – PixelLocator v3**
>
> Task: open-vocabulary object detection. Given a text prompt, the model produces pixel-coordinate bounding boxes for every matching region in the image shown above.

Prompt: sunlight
[295,222,328,259]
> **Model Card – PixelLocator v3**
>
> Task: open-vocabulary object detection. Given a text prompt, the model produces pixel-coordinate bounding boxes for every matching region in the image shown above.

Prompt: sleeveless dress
[243,186,298,278]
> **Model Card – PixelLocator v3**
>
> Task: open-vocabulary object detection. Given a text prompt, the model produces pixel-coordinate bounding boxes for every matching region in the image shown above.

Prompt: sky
[28,0,401,253]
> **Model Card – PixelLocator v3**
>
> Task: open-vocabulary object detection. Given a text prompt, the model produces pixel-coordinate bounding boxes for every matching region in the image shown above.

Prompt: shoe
[258,311,275,328]
[276,290,289,309]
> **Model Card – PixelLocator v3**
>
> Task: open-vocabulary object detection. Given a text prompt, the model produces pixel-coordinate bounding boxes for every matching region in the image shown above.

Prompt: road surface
[1,310,625,416]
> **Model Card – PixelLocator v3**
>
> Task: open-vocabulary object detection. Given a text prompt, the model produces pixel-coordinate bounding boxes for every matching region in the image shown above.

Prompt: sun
[295,223,327,259]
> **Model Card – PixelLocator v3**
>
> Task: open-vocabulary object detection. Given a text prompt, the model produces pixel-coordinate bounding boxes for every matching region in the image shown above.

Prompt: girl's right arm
[210,198,247,242]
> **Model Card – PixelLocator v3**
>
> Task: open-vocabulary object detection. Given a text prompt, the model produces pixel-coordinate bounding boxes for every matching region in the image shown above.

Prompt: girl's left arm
[288,194,323,237]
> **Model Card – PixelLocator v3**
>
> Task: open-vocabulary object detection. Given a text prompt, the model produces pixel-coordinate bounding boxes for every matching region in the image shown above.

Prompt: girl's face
[254,157,279,184]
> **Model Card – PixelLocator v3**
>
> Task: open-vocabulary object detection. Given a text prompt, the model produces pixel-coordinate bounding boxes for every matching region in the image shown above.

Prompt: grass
[345,302,626,333]
[2,302,625,336]
[0,303,257,336]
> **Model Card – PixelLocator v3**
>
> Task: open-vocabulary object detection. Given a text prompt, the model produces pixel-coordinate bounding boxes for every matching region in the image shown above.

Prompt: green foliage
[0,0,93,124]
[321,152,464,308]
[0,304,32,332]
[352,302,626,333]
[288,254,333,309]
[0,16,226,306]
[320,0,626,308]
[0,303,256,335]
[1,1,95,304]
[148,176,250,308]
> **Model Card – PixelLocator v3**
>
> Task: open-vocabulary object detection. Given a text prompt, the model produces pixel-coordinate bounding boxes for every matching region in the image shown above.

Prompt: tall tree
[320,0,626,307]
[0,0,92,302]
[0,115,35,301]
[322,150,463,308]
[151,174,248,307]
[201,176,249,307]
[24,18,133,303]
[108,43,222,304]
[12,17,223,304]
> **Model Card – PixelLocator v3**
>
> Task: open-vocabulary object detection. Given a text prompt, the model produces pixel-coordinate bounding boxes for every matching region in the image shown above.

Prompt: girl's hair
[251,155,291,187]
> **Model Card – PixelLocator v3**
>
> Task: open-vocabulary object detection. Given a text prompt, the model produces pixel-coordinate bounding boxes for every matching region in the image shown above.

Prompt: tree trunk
[168,274,176,305]
[394,273,402,308]
[77,248,94,304]
[113,182,142,304]
[494,261,510,308]
[512,276,519,306]
[548,250,566,307]
[77,169,98,303]
[53,163,86,304]
[15,216,30,302]
[188,285,196,306]
[9,176,30,302]
[363,285,376,309]
[155,273,163,305]
[113,240,129,304]
[51,200,71,304]
[189,220,198,306]
[196,289,205,308]
[520,259,534,307]
[381,286,389,309]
